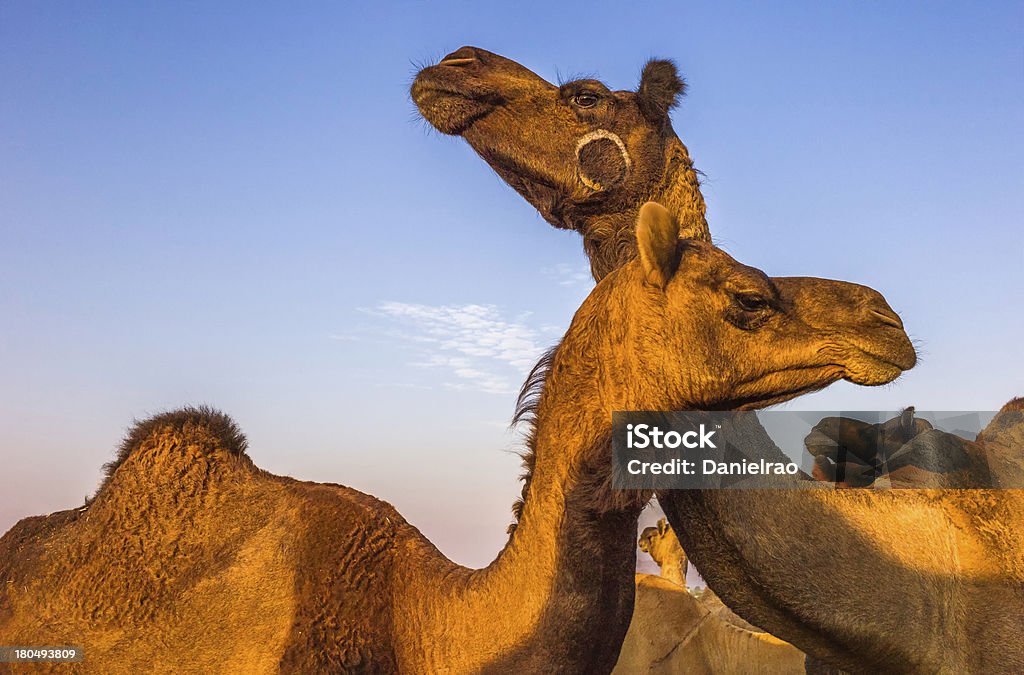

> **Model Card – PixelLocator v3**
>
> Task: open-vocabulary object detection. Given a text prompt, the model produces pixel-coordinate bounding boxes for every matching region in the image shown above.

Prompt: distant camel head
[585,203,916,414]
[638,518,688,587]
[805,407,1011,488]
[806,408,932,485]
[413,46,708,279]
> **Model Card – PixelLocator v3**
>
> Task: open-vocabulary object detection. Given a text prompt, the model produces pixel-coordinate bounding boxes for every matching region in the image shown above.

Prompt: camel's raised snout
[412,46,535,135]
[774,276,916,385]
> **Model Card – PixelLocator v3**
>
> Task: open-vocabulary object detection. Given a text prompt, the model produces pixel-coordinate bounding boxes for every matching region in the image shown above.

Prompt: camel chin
[841,352,909,387]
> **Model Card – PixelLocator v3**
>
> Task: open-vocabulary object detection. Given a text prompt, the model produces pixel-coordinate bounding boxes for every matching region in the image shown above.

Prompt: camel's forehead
[683,242,755,275]
[477,48,642,96]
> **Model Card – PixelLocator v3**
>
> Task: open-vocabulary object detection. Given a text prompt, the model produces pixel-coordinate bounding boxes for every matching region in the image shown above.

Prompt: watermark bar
[612,410,1016,490]
[0,646,84,662]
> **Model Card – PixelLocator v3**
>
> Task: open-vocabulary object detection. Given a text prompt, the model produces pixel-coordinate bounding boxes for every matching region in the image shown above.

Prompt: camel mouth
[841,348,911,387]
[411,67,501,135]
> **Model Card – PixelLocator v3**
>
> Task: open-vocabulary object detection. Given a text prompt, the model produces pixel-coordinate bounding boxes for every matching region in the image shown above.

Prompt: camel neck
[577,136,708,281]
[394,300,642,672]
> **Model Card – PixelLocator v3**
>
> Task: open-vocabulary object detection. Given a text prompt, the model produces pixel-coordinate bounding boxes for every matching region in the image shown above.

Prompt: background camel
[619,519,806,674]
[614,574,805,675]
[413,46,708,280]
[808,402,1024,489]
[0,204,915,673]
[415,47,1023,673]
[638,518,687,588]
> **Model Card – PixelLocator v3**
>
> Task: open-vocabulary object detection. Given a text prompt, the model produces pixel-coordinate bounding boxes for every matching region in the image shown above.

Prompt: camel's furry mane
[506,338,649,534]
[507,343,561,533]
[98,406,248,493]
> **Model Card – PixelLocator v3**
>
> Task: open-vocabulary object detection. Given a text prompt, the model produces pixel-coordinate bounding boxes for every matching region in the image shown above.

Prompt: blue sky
[2,2,1021,567]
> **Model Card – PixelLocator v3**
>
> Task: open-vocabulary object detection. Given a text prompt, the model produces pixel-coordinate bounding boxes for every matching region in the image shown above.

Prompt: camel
[614,575,806,675]
[808,402,1024,489]
[638,518,688,588]
[655,411,1024,673]
[415,48,1023,672]
[412,46,708,280]
[615,522,805,674]
[0,203,915,673]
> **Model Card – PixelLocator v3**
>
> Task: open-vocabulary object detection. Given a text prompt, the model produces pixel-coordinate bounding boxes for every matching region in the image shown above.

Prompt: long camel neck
[577,136,709,281]
[655,423,986,673]
[394,301,643,673]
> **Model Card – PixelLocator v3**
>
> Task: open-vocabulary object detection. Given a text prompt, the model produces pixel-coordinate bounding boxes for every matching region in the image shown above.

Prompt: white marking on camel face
[575,129,631,192]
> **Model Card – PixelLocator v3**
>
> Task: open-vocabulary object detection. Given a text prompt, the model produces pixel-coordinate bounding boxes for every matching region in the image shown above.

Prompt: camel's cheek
[576,130,631,191]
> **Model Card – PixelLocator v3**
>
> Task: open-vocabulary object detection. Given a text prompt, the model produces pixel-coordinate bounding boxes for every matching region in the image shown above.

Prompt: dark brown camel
[412,46,708,280]
[808,402,1024,489]
[0,204,915,673]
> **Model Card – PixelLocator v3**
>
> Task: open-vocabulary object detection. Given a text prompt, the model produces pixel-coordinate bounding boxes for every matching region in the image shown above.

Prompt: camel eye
[573,92,600,108]
[734,293,771,313]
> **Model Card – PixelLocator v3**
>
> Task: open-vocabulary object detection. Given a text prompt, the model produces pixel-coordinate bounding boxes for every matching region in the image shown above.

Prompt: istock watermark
[612,410,1014,490]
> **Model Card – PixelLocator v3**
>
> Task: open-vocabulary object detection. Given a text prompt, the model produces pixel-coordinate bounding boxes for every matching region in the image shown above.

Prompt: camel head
[638,518,688,587]
[806,408,934,485]
[589,202,917,412]
[638,518,681,563]
[412,47,708,277]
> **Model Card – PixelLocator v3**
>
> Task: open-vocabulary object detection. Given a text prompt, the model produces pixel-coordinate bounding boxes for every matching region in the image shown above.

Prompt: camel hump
[98,406,250,492]
[999,396,1024,413]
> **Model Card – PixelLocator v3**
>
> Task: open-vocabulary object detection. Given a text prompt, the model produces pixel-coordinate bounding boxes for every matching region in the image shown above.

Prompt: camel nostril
[440,46,479,67]
[869,308,904,330]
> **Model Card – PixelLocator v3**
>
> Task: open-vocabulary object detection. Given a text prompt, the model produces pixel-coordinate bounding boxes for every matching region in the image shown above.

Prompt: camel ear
[900,407,916,441]
[638,59,686,122]
[657,517,668,536]
[637,202,681,288]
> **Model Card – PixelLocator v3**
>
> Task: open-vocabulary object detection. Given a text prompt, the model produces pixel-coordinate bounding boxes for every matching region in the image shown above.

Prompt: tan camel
[0,204,914,673]
[412,46,708,280]
[614,574,805,675]
[415,49,1023,671]
[619,521,806,674]
[638,518,688,588]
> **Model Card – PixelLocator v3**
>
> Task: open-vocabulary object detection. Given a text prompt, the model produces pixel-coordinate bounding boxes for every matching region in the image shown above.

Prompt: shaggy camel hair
[413,46,707,280]
[414,48,1023,673]
[0,204,915,674]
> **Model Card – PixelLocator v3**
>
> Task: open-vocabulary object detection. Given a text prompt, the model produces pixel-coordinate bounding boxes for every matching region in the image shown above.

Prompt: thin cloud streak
[367,302,551,395]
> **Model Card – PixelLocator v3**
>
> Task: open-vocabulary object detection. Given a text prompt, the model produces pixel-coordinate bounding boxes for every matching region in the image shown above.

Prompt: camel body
[0,204,916,673]
[614,575,804,674]
[657,402,1024,673]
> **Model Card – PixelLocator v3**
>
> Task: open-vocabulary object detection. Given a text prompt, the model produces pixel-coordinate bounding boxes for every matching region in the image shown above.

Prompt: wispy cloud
[365,302,552,395]
[543,263,593,288]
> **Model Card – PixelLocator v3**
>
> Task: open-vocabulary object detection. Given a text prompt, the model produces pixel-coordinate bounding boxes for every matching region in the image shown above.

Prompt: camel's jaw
[841,346,916,386]
[411,81,498,135]
[711,371,843,412]
[831,328,917,387]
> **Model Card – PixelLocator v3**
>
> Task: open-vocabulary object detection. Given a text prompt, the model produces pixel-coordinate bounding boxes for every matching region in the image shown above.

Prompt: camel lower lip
[413,88,496,135]
[842,350,906,386]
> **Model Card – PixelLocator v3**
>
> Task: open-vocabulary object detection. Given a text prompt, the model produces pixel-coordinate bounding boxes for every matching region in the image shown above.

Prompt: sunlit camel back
[618,520,805,674]
[413,46,707,280]
[615,575,806,675]
[0,204,915,674]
